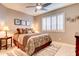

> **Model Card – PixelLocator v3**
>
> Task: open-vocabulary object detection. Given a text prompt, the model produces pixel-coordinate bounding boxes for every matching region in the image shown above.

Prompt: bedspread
[13,33,52,55]
[26,34,52,55]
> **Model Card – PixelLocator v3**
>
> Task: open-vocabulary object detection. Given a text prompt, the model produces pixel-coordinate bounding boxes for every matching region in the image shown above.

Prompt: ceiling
[2,3,74,16]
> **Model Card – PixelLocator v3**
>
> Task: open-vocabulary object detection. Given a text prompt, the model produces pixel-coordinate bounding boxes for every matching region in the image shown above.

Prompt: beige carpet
[0,41,75,56]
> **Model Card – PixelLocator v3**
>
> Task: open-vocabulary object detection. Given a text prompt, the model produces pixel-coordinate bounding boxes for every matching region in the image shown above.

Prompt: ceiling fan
[26,3,52,12]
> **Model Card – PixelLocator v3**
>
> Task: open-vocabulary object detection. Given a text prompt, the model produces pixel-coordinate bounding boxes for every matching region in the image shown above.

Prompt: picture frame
[27,21,31,26]
[14,19,21,25]
[21,20,27,26]
[14,18,30,26]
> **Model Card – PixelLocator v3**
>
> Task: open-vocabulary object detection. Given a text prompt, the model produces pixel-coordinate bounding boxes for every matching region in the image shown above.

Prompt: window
[57,13,64,31]
[42,17,46,31]
[42,13,65,32]
[51,15,56,31]
[46,16,51,31]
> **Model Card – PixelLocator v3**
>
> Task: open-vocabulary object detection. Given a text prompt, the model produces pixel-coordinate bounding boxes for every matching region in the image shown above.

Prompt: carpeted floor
[0,41,75,56]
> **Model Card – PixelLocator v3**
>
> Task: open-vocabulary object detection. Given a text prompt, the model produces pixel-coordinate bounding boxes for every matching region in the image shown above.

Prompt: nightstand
[0,36,12,50]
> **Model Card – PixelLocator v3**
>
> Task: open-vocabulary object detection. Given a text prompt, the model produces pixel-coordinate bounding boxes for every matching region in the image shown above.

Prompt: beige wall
[6,8,33,33]
[34,4,79,45]
[0,4,33,34]
[0,4,7,30]
[0,3,79,45]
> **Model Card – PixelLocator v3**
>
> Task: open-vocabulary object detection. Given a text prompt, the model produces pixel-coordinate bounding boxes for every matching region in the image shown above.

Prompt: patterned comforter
[13,33,52,55]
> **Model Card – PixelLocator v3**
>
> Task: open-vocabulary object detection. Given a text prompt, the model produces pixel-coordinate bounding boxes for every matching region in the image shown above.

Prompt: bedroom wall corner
[33,4,79,45]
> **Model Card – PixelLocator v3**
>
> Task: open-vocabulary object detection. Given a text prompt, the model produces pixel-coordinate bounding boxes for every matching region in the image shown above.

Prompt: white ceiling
[2,3,74,16]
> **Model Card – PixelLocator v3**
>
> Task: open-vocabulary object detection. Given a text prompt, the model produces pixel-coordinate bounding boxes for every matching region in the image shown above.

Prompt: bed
[13,28,52,55]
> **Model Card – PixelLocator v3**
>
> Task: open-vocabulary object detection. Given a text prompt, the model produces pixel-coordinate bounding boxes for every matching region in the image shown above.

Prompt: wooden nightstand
[0,36,12,50]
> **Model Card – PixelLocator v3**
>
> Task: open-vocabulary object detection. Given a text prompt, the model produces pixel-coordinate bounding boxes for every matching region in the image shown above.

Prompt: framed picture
[21,20,27,26]
[14,19,21,25]
[27,21,31,26]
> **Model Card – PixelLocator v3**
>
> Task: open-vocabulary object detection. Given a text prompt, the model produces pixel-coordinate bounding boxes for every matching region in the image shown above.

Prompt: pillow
[16,28,20,34]
[28,30,33,33]
[27,28,35,33]
[16,28,35,34]
[16,28,24,34]
[23,28,28,34]
[19,28,23,34]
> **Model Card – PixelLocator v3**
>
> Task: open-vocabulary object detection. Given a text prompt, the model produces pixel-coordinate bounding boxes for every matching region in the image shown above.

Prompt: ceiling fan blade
[41,7,47,11]
[26,6,35,8]
[42,3,52,7]
[36,3,41,6]
[35,8,37,12]
[36,3,38,6]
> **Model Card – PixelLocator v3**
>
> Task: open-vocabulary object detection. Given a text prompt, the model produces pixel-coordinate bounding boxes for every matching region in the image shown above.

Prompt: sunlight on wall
[0,21,5,30]
[0,21,13,37]
[32,23,39,33]
[1,21,5,26]
[0,31,5,37]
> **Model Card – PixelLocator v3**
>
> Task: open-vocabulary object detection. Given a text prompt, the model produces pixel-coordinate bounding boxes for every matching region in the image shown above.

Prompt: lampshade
[3,26,9,31]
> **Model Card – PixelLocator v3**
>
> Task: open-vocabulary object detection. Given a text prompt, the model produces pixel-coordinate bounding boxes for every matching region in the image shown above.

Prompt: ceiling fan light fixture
[36,5,42,10]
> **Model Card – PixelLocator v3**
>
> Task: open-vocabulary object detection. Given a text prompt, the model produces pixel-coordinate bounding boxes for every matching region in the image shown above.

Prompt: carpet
[0,42,61,56]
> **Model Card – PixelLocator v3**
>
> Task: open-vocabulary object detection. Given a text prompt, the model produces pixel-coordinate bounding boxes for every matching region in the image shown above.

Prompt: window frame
[41,12,65,32]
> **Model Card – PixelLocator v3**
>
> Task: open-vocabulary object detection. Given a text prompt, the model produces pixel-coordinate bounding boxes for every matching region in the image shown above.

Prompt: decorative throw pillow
[16,28,23,34]
[16,28,20,34]
[27,28,35,33]
[19,28,24,34]
[23,28,28,34]
[16,28,35,34]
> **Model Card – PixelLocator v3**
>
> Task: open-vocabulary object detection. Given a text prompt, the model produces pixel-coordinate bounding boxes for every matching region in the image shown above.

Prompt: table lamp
[3,26,9,37]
